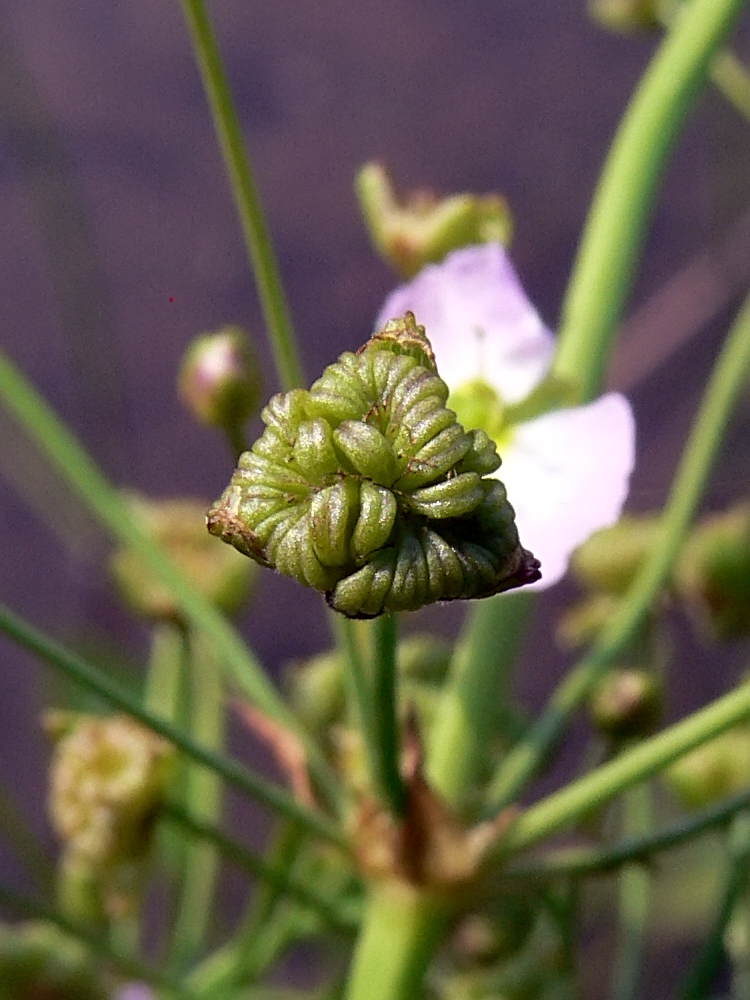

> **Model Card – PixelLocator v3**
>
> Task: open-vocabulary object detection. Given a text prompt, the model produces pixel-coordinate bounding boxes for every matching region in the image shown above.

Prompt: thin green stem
[504,786,750,881]
[0,778,54,892]
[609,783,653,1000]
[495,681,750,859]
[427,591,534,812]
[552,0,746,401]
[371,614,406,817]
[178,0,303,391]
[0,881,200,1000]
[168,633,226,971]
[163,804,355,933]
[0,599,344,847]
[679,813,750,1000]
[0,345,340,808]
[486,290,750,813]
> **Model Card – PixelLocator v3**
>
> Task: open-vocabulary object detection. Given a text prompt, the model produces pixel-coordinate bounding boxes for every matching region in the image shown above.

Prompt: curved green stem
[427,591,534,812]
[0,345,340,808]
[179,0,303,391]
[553,0,747,401]
[495,680,750,859]
[486,289,750,813]
[504,786,750,880]
[0,598,344,847]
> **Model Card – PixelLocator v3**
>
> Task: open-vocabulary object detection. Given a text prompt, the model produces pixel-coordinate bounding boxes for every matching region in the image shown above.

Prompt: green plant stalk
[168,633,226,971]
[552,0,747,401]
[495,681,750,858]
[427,591,534,811]
[609,783,653,1000]
[371,614,406,816]
[0,776,53,892]
[679,812,750,1000]
[0,345,340,807]
[191,821,307,995]
[179,0,303,392]
[486,288,750,813]
[344,882,450,1000]
[0,881,200,1000]
[163,803,355,932]
[0,598,344,846]
[503,786,750,880]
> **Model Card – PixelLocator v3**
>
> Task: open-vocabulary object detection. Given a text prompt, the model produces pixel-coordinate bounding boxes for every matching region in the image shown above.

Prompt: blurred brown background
[1,0,750,989]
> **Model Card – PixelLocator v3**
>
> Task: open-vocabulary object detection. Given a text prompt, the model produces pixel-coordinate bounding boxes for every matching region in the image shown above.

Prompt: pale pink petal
[499,394,636,590]
[375,243,554,404]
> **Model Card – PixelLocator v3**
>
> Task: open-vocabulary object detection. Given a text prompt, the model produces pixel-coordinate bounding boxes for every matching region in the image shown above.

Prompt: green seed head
[208,313,540,617]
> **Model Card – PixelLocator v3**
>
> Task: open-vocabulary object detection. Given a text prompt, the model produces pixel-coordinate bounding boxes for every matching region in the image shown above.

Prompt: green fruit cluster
[208,314,539,617]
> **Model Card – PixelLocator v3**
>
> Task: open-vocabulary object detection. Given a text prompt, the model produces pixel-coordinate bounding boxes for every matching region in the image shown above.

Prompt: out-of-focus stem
[179,0,304,392]
[553,0,747,401]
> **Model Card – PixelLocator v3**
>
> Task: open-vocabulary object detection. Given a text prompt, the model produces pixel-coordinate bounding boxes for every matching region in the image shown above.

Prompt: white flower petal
[499,394,636,590]
[375,243,554,403]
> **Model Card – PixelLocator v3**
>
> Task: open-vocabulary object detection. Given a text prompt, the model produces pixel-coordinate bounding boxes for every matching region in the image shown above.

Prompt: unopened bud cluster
[47,713,174,871]
[208,314,539,618]
[356,163,513,278]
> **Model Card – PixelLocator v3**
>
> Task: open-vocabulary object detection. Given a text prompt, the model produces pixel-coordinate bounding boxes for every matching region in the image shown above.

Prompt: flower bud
[588,668,662,740]
[111,494,255,621]
[0,922,107,1000]
[570,514,660,595]
[452,894,536,966]
[356,163,513,278]
[47,713,174,871]
[208,313,540,618]
[178,325,262,434]
[665,725,750,809]
[286,648,347,736]
[556,592,620,649]
[675,502,750,639]
[588,0,661,34]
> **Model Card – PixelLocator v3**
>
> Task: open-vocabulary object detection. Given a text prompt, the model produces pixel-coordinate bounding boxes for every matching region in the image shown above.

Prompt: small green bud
[286,649,347,736]
[356,162,513,278]
[47,713,174,871]
[0,922,107,1000]
[588,668,662,739]
[453,895,536,966]
[178,325,262,433]
[588,0,661,34]
[208,313,539,617]
[570,514,660,595]
[665,724,750,809]
[675,502,750,639]
[110,493,255,622]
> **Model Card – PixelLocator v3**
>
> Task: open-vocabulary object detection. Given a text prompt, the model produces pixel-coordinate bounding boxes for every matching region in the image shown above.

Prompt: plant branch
[553,0,747,401]
[179,0,304,391]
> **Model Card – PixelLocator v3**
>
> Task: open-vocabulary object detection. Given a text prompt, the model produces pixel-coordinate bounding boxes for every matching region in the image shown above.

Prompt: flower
[375,243,635,589]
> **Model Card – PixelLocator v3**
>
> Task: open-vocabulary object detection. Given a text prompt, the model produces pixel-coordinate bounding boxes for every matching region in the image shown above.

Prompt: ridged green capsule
[207,313,540,617]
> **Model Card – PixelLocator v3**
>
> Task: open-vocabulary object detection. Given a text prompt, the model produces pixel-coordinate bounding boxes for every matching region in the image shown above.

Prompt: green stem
[343,882,450,1000]
[495,680,750,859]
[163,803,355,932]
[486,289,750,813]
[679,812,750,1000]
[0,599,344,846]
[371,614,406,817]
[609,783,653,1000]
[552,0,746,401]
[0,881,200,1000]
[0,344,340,808]
[178,0,303,391]
[168,633,226,971]
[0,778,53,892]
[427,591,534,811]
[504,786,750,880]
